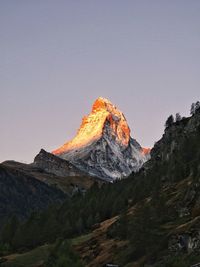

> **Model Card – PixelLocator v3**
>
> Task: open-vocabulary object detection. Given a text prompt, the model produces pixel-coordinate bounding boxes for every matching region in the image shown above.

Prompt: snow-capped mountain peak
[52,97,149,181]
[53,97,130,155]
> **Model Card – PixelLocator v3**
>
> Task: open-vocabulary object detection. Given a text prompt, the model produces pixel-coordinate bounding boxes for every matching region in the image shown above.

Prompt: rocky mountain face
[33,149,87,177]
[3,152,99,196]
[0,164,65,228]
[148,111,200,172]
[32,149,101,194]
[53,97,149,181]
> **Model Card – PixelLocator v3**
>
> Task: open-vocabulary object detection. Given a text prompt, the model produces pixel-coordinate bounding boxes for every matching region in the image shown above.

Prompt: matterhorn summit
[53,97,149,181]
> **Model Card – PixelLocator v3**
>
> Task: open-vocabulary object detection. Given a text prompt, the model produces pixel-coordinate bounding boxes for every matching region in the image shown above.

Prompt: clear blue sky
[1,1,200,163]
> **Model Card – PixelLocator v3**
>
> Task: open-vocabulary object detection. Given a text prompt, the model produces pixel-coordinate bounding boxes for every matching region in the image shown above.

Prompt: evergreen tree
[1,216,19,245]
[46,239,84,267]
[195,101,200,113]
[175,113,181,122]
[190,103,196,115]
[76,217,84,234]
[165,115,174,128]
[190,101,200,115]
[86,215,93,228]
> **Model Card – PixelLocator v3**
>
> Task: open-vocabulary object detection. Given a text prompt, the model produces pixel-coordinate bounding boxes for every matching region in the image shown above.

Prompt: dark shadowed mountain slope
[2,150,102,195]
[0,164,66,227]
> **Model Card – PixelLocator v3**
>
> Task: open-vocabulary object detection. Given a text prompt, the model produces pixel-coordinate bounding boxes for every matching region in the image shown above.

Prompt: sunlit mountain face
[53,97,150,181]
[53,97,130,154]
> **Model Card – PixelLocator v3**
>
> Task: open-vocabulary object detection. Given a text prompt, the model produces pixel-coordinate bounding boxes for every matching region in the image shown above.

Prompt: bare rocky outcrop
[33,149,87,177]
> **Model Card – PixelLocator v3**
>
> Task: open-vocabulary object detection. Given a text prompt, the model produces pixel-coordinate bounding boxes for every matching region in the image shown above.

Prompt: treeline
[45,239,84,267]
[165,100,200,128]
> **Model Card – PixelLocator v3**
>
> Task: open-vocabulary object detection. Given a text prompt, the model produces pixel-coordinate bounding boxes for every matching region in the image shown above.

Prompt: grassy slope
[73,216,127,267]
[1,217,123,267]
[2,244,52,267]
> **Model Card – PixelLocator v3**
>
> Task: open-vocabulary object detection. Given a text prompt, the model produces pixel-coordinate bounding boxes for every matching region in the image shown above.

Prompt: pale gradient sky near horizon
[0,1,200,163]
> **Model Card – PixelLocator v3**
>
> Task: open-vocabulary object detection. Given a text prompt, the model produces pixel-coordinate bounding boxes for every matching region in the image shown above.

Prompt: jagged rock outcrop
[33,149,87,177]
[53,97,149,181]
[169,230,200,254]
[148,111,200,168]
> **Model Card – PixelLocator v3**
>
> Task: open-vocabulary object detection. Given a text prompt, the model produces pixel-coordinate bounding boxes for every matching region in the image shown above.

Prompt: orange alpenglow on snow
[52,97,131,155]
[142,147,151,156]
